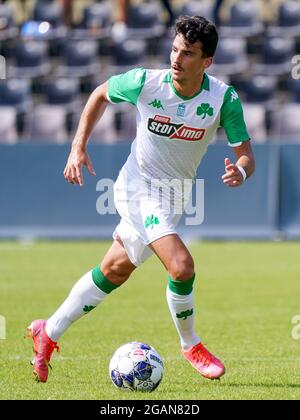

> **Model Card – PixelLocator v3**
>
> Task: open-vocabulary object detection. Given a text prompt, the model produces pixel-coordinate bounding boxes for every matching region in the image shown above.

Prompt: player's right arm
[64,68,146,186]
[64,81,109,186]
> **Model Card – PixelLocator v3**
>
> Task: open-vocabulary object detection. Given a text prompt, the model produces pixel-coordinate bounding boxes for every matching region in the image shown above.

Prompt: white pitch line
[3,355,300,363]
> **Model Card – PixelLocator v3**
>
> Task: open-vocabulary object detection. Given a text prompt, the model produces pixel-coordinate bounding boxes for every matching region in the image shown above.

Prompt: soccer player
[27,16,255,383]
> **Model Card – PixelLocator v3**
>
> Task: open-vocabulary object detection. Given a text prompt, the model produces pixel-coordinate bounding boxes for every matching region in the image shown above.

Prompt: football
[109,341,164,392]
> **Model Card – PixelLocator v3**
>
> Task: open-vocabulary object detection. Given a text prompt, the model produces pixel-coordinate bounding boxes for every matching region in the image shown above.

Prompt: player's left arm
[220,86,255,188]
[222,140,255,187]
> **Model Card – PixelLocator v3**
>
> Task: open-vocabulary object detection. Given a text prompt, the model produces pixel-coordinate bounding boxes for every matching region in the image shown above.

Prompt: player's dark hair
[174,16,218,58]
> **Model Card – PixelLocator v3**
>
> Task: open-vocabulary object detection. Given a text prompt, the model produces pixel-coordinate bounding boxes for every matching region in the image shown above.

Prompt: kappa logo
[230,90,239,102]
[148,99,165,110]
[148,115,205,141]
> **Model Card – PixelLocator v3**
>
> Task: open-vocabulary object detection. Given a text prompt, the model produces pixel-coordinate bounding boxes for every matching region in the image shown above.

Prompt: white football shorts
[112,165,185,266]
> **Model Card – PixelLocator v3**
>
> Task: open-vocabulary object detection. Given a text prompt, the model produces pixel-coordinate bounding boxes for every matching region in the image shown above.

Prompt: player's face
[171,34,213,83]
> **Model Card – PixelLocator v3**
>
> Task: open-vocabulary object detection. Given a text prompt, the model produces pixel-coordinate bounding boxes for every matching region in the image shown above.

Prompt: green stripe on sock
[167,274,195,295]
[92,266,119,294]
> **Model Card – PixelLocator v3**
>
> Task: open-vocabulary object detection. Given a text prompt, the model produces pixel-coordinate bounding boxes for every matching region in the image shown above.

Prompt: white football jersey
[107,68,250,182]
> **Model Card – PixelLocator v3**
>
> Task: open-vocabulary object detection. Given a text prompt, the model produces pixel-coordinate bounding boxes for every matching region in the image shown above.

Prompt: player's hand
[222,158,244,188]
[63,145,96,186]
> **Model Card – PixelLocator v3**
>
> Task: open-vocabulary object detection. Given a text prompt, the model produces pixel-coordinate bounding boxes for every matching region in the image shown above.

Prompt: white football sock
[46,271,107,341]
[166,286,200,351]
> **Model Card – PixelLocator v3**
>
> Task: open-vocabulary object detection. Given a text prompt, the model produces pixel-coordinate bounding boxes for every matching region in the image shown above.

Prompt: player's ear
[204,57,213,69]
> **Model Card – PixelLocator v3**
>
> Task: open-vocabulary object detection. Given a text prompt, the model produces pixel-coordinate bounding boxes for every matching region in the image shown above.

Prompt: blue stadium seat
[220,1,263,38]
[271,103,300,142]
[159,37,173,65]
[71,104,118,144]
[180,1,213,21]
[126,2,164,39]
[90,105,118,144]
[0,107,18,144]
[289,79,300,103]
[209,38,248,76]
[215,101,268,144]
[111,39,147,72]
[42,78,81,111]
[0,79,31,112]
[268,1,300,37]
[32,1,67,39]
[113,102,137,143]
[0,4,18,40]
[242,103,267,143]
[33,1,63,26]
[253,37,295,76]
[55,40,100,77]
[9,40,51,78]
[24,104,68,144]
[243,75,278,110]
[72,3,111,40]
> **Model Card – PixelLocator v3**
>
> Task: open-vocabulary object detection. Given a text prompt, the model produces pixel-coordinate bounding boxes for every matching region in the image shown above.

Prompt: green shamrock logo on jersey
[197,103,214,119]
[144,214,160,229]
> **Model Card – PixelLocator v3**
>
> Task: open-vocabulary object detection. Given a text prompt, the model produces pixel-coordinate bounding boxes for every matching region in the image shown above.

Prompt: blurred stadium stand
[32,0,68,39]
[209,37,248,76]
[242,103,267,143]
[0,77,31,111]
[71,2,112,40]
[0,0,298,145]
[42,77,81,109]
[0,0,300,240]
[271,103,300,142]
[126,2,165,39]
[0,3,18,40]
[180,0,213,22]
[267,1,300,37]
[23,103,69,143]
[0,106,18,143]
[242,75,278,109]
[253,36,295,76]
[55,39,100,77]
[219,1,264,38]
[9,39,51,78]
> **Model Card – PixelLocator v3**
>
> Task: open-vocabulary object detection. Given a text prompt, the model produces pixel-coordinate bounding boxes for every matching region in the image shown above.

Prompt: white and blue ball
[109,342,164,392]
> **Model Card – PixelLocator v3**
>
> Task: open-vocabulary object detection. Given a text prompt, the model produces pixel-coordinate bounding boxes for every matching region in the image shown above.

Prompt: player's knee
[101,263,134,286]
[169,255,194,281]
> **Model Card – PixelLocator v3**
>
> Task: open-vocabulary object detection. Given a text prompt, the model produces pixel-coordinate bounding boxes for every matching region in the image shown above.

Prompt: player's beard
[171,67,185,83]
[173,74,184,83]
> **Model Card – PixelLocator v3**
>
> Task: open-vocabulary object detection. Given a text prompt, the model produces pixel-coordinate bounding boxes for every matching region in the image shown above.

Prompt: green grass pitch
[1,241,300,400]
